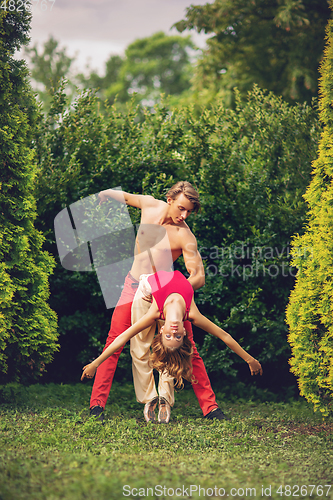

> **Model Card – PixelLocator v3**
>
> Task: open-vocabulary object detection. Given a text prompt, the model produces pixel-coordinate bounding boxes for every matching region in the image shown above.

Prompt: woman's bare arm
[81,302,159,380]
[189,301,263,375]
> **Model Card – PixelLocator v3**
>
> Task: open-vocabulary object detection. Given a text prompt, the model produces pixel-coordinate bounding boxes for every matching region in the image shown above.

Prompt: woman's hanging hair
[149,332,195,389]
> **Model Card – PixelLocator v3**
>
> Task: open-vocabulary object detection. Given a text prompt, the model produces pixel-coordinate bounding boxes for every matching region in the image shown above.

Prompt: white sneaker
[143,397,159,423]
[158,397,171,423]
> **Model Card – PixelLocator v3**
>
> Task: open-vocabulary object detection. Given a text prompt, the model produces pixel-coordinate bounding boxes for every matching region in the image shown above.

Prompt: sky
[22,0,214,76]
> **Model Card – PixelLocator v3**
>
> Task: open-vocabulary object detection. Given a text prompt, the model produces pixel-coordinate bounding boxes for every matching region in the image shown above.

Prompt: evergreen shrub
[0,8,58,382]
[286,18,333,416]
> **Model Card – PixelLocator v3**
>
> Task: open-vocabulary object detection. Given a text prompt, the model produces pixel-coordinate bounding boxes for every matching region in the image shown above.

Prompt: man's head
[166,181,200,224]
[166,181,200,214]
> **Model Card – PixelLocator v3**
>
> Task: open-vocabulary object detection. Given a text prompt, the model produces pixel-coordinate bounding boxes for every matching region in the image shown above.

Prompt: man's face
[167,193,195,224]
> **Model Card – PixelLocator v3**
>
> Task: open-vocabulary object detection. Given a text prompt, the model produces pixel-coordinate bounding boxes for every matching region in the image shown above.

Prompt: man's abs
[130,224,182,279]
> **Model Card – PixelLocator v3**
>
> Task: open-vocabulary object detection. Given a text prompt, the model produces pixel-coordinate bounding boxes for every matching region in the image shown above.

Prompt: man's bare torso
[130,199,188,279]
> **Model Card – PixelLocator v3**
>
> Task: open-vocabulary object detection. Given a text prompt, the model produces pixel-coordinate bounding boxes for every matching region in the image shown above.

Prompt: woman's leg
[130,277,161,404]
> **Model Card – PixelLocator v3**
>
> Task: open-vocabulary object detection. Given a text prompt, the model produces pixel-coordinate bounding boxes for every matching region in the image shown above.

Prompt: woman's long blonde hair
[149,332,194,389]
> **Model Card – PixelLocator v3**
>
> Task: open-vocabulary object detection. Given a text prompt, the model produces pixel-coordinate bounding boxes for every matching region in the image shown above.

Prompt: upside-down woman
[81,270,263,421]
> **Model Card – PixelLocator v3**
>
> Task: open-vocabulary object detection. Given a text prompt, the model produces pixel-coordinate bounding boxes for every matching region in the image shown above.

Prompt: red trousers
[90,273,218,416]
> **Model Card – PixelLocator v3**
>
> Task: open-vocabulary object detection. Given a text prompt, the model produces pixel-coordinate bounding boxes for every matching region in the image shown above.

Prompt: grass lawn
[0,382,332,500]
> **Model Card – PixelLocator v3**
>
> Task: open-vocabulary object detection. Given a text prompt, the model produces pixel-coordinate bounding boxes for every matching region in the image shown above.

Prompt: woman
[81,270,263,390]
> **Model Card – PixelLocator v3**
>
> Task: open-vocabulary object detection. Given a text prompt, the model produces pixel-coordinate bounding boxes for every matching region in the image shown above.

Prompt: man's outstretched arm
[98,188,155,209]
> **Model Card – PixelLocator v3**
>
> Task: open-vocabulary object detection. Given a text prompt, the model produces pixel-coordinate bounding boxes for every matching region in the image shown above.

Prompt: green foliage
[286,18,333,416]
[24,35,76,111]
[174,0,332,106]
[0,2,31,54]
[185,88,320,380]
[0,8,58,382]
[143,87,320,387]
[78,31,195,112]
[78,54,124,101]
[33,88,152,381]
[33,83,319,388]
[0,383,332,500]
[117,31,194,105]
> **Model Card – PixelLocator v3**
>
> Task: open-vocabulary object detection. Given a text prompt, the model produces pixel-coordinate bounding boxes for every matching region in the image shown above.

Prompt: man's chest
[136,223,182,253]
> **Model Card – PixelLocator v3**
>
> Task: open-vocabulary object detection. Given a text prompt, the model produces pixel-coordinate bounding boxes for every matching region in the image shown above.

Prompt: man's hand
[246,357,263,376]
[81,361,98,381]
[98,192,109,205]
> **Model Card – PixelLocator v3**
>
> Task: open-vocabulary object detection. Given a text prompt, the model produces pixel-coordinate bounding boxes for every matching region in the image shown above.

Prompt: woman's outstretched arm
[81,302,159,381]
[189,302,263,376]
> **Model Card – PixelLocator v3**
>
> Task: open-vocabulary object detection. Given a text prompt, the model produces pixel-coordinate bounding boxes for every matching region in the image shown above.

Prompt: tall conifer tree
[0,7,58,381]
[286,12,333,415]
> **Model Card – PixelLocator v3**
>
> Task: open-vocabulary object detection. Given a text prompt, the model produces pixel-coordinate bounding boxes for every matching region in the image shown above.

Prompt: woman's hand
[246,357,263,376]
[141,293,152,303]
[81,361,98,381]
[140,278,152,302]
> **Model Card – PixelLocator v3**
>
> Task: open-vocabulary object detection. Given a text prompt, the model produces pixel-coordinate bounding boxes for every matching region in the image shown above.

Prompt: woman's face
[160,323,186,349]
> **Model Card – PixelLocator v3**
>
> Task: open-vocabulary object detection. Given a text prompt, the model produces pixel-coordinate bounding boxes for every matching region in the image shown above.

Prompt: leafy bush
[186,88,321,388]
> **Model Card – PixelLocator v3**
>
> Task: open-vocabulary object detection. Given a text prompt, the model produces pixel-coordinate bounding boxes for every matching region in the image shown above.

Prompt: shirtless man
[89,181,227,422]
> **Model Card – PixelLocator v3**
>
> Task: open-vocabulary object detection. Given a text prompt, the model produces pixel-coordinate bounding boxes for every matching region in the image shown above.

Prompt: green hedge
[34,84,320,389]
[0,8,58,382]
[286,19,333,416]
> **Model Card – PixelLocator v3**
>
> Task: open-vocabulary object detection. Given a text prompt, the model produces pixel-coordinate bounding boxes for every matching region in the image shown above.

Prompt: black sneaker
[205,408,230,421]
[90,405,104,423]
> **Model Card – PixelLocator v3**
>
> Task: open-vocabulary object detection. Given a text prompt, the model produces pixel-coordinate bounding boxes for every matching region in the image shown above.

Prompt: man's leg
[130,329,158,404]
[90,273,138,410]
[185,320,219,417]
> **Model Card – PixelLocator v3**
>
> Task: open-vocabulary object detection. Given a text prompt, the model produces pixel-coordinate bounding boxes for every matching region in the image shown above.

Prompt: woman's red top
[148,270,194,321]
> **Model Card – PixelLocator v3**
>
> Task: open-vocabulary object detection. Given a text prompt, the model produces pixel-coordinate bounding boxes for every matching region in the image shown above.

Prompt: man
[89,181,227,422]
